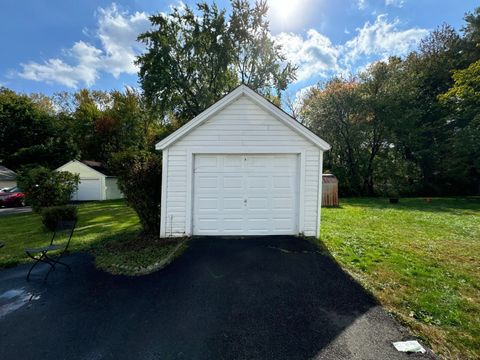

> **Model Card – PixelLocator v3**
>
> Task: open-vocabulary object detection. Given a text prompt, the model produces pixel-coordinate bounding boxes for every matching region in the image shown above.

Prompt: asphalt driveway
[0,236,435,360]
[0,206,32,216]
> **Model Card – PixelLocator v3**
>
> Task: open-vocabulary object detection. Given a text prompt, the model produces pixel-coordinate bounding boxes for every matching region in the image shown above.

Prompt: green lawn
[0,200,140,268]
[321,198,480,360]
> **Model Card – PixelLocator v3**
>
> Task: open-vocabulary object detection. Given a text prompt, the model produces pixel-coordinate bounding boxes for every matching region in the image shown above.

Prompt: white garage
[0,165,17,189]
[156,85,330,238]
[55,160,124,201]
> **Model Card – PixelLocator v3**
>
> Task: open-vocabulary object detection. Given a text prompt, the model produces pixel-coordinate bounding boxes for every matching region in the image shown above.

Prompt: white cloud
[357,0,367,10]
[292,84,315,109]
[96,5,151,77]
[276,14,428,85]
[385,0,405,8]
[18,4,150,88]
[342,14,429,68]
[275,29,341,82]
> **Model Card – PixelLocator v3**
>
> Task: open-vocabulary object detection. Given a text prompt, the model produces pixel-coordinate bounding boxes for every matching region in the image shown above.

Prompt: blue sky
[0,0,477,101]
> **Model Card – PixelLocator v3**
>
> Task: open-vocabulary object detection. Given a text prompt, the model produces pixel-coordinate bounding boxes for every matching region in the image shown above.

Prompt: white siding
[0,180,16,189]
[163,95,322,237]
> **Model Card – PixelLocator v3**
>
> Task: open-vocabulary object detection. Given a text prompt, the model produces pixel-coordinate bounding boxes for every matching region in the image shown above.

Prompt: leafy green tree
[301,57,435,196]
[301,78,366,195]
[137,0,296,124]
[52,88,160,164]
[462,7,480,63]
[137,3,236,124]
[229,0,297,97]
[17,167,79,212]
[357,60,404,194]
[70,89,108,161]
[0,88,77,170]
[389,25,466,194]
[439,60,480,193]
[110,151,162,235]
[439,60,480,123]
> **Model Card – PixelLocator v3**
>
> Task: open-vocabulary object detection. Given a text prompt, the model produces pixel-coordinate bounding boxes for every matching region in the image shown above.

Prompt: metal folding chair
[25,220,76,281]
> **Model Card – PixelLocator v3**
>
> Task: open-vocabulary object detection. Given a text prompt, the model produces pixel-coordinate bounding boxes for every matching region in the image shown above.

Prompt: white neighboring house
[0,165,17,189]
[156,84,331,238]
[55,160,124,201]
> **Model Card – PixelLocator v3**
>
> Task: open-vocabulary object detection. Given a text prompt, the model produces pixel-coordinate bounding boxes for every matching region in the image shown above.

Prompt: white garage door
[193,154,299,235]
[73,178,102,201]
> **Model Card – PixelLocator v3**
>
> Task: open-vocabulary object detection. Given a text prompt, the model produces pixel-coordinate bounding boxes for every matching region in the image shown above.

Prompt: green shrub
[109,151,162,235]
[17,166,79,211]
[41,205,78,231]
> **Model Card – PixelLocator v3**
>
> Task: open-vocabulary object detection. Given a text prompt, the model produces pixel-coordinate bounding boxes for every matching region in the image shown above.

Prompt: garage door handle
[243,199,247,205]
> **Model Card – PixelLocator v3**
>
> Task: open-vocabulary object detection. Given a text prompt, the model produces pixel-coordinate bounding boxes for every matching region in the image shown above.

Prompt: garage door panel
[223,218,244,232]
[193,154,298,235]
[272,197,294,210]
[246,217,269,230]
[196,155,218,170]
[246,175,269,189]
[247,197,269,210]
[245,155,271,169]
[273,155,297,170]
[223,155,243,170]
[196,197,218,211]
[223,197,243,210]
[196,176,218,189]
[195,218,220,233]
[223,176,243,189]
[272,176,294,189]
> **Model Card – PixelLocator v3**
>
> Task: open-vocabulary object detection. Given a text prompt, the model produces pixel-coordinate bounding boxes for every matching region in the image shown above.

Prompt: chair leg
[45,255,72,272]
[26,251,54,281]
[43,264,55,282]
[26,259,40,281]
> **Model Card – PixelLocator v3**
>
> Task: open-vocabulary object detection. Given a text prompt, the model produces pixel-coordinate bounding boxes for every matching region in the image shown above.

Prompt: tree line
[300,9,480,196]
[0,2,479,233]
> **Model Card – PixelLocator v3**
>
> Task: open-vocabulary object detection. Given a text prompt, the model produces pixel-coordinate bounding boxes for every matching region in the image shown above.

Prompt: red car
[0,187,25,207]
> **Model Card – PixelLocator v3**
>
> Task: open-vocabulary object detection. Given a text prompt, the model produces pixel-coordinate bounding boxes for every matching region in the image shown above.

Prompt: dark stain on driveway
[0,236,436,359]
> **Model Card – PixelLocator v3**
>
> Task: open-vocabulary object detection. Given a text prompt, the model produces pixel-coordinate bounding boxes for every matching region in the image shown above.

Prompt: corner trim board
[160,149,168,238]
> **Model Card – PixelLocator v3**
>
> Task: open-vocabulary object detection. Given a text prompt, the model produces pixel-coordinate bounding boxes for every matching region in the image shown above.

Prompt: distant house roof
[80,160,115,176]
[0,165,17,181]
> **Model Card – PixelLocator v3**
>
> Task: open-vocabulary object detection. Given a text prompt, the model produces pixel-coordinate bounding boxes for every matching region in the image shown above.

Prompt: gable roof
[56,160,115,177]
[80,160,115,176]
[0,165,16,181]
[155,84,331,151]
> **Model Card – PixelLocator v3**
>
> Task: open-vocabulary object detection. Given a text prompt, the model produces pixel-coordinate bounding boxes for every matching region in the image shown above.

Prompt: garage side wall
[162,95,322,238]
[105,177,124,200]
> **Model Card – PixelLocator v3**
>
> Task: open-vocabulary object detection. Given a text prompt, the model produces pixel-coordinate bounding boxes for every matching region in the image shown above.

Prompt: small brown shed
[322,174,339,207]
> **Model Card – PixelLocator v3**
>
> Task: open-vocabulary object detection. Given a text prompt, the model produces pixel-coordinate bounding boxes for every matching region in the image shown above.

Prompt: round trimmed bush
[41,205,78,231]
